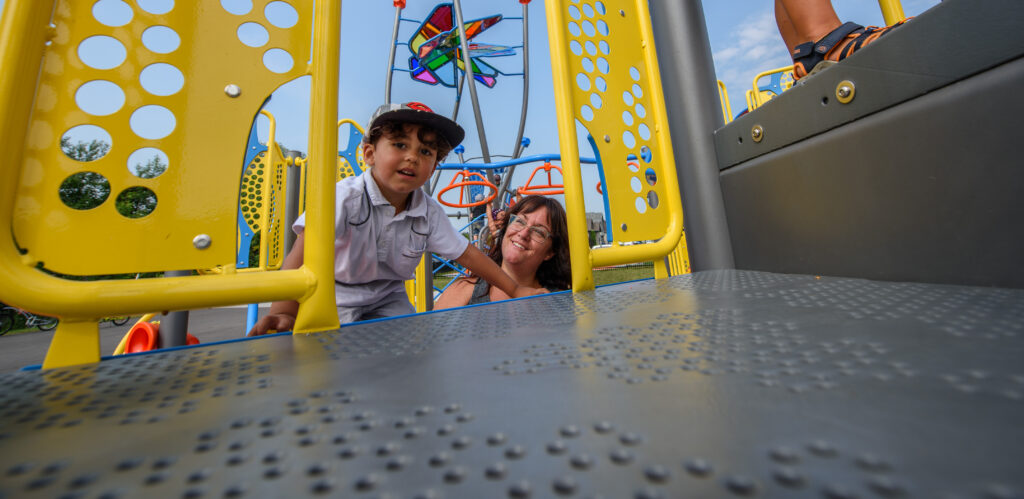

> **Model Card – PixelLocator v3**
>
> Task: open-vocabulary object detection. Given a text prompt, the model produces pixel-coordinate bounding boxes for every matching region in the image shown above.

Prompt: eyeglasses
[507,214,552,243]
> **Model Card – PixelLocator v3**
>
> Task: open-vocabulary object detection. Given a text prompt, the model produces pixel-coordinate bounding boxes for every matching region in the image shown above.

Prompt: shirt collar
[361,169,428,218]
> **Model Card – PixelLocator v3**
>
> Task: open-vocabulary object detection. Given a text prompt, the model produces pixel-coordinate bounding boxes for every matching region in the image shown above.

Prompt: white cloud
[708,9,793,116]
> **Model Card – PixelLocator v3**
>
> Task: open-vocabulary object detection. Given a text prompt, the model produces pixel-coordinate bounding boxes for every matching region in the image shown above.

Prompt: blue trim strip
[438,154,596,171]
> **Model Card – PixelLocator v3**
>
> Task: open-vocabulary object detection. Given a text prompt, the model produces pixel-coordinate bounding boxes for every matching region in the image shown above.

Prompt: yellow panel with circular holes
[13,0,313,275]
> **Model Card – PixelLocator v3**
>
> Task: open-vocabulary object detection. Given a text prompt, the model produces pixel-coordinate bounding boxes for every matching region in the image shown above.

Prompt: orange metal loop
[596,181,603,195]
[438,170,498,208]
[517,162,565,196]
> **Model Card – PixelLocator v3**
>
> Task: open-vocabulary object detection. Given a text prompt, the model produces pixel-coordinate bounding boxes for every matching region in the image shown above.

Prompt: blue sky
[3,0,940,218]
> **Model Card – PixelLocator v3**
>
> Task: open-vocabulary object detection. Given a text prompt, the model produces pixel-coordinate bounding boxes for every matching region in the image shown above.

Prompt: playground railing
[545,0,686,291]
[0,0,341,368]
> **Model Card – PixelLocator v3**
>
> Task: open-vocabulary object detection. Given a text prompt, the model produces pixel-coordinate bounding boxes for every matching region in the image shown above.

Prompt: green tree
[133,154,167,179]
[60,137,109,162]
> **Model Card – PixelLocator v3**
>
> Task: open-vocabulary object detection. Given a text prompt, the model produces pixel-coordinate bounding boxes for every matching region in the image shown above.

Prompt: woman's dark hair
[363,120,453,161]
[487,195,571,290]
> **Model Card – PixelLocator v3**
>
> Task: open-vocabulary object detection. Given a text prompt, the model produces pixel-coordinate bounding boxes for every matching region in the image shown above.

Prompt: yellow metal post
[878,0,907,25]
[293,0,342,334]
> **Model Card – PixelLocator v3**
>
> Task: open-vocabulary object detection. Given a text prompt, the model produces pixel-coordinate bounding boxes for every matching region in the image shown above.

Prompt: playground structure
[1,0,1024,497]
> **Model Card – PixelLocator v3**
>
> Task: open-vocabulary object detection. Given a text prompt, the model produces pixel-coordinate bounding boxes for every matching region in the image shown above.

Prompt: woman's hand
[487,208,506,234]
[247,313,296,336]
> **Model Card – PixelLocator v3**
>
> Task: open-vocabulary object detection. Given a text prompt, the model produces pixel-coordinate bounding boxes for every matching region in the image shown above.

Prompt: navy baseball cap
[367,102,465,147]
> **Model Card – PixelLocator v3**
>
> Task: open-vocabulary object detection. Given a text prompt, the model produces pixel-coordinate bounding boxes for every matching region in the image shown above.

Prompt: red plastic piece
[125,321,199,353]
[596,181,603,195]
[438,171,497,208]
[394,0,407,8]
[517,162,564,196]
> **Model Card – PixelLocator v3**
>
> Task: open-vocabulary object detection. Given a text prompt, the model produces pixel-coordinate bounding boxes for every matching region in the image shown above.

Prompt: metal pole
[283,151,302,254]
[648,1,735,270]
[385,4,403,103]
[160,270,190,347]
[495,2,531,210]
[452,71,466,122]
[451,0,491,165]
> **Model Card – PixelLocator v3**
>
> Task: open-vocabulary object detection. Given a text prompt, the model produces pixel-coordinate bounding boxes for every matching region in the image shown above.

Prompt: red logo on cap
[406,102,433,112]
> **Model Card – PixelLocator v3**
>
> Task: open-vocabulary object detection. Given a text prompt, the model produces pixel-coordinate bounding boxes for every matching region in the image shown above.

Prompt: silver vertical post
[160,270,190,347]
[451,0,491,165]
[495,2,531,209]
[648,1,735,270]
[283,151,302,254]
[384,4,403,103]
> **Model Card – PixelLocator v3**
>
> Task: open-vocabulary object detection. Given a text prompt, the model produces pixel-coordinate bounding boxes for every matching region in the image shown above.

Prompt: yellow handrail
[878,0,907,25]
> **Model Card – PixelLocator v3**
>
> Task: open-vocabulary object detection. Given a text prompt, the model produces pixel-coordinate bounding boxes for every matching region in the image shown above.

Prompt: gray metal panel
[1,271,1023,498]
[715,0,1024,168]
[721,55,1024,288]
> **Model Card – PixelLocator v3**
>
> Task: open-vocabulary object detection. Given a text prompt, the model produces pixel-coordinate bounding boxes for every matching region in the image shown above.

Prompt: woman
[434,195,571,308]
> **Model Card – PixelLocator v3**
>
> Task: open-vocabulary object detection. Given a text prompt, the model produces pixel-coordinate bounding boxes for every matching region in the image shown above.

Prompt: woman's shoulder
[434,276,482,309]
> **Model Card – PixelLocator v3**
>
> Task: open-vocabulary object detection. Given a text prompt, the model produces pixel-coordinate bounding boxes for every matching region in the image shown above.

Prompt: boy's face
[363,123,438,203]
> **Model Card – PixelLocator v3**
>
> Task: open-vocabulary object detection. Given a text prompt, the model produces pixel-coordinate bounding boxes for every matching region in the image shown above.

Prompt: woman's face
[501,206,555,269]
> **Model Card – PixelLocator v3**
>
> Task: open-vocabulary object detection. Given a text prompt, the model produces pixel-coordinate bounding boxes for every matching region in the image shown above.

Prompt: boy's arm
[247,234,305,336]
[454,245,545,299]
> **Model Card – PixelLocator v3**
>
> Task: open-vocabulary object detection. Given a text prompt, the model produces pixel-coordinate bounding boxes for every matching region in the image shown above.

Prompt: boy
[248,102,542,335]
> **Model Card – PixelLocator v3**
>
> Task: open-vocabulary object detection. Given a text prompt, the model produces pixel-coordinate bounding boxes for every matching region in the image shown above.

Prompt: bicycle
[104,316,132,327]
[0,307,59,335]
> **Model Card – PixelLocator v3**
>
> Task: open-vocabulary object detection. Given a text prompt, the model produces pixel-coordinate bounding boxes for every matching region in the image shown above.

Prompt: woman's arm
[433,278,477,310]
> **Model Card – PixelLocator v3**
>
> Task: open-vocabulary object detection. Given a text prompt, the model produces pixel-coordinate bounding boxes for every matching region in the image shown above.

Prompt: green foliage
[133,154,167,179]
[115,187,157,218]
[60,137,109,162]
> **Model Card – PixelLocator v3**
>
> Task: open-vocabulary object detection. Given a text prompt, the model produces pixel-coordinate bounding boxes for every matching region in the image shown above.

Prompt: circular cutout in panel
[221,0,252,15]
[626,160,639,173]
[596,20,609,36]
[582,21,596,37]
[237,22,270,47]
[568,5,581,20]
[569,40,583,56]
[647,190,659,209]
[142,25,181,54]
[644,168,657,186]
[580,105,594,122]
[61,125,112,162]
[130,105,176,140]
[139,63,184,96]
[632,83,643,98]
[635,102,647,118]
[262,48,294,73]
[60,172,110,210]
[137,0,173,15]
[630,176,642,193]
[635,196,647,214]
[116,187,158,218]
[640,145,652,163]
[596,57,609,74]
[76,81,125,116]
[590,92,602,109]
[127,147,169,178]
[622,130,636,149]
[595,1,607,15]
[265,1,299,29]
[599,40,610,55]
[595,76,607,92]
[638,123,651,141]
[622,90,634,106]
[575,73,591,91]
[581,57,594,73]
[93,0,133,27]
[568,22,581,37]
[78,35,126,70]
[629,66,641,81]
[585,41,597,56]
[621,110,634,126]
[582,4,595,17]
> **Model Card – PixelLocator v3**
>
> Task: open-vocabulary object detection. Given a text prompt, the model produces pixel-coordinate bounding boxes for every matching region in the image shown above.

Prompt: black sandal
[791,19,910,80]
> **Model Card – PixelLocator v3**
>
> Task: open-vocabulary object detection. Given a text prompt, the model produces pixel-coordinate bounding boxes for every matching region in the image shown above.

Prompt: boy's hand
[247,313,296,336]
[512,284,547,299]
[487,208,506,234]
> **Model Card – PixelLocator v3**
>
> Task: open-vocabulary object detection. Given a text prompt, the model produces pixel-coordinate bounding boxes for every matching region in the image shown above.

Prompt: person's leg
[359,291,415,321]
[776,0,842,52]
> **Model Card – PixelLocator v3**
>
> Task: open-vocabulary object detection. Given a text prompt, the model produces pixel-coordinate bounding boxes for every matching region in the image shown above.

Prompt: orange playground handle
[438,170,498,208]
[517,162,565,196]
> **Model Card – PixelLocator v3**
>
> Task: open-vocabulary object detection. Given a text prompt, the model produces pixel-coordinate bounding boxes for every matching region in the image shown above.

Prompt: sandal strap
[839,20,908,60]
[792,22,864,79]
[813,22,865,56]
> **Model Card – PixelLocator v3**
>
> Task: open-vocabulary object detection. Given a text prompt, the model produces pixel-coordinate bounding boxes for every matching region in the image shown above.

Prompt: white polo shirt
[293,171,469,307]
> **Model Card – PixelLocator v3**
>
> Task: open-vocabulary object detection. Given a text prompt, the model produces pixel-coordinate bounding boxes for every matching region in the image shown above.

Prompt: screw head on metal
[620,223,627,231]
[193,234,212,250]
[751,125,764,143]
[224,84,241,98]
[604,135,611,143]
[835,80,855,104]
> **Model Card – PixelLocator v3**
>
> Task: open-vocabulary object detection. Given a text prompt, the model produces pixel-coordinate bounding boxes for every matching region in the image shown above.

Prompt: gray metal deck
[1,270,1022,498]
